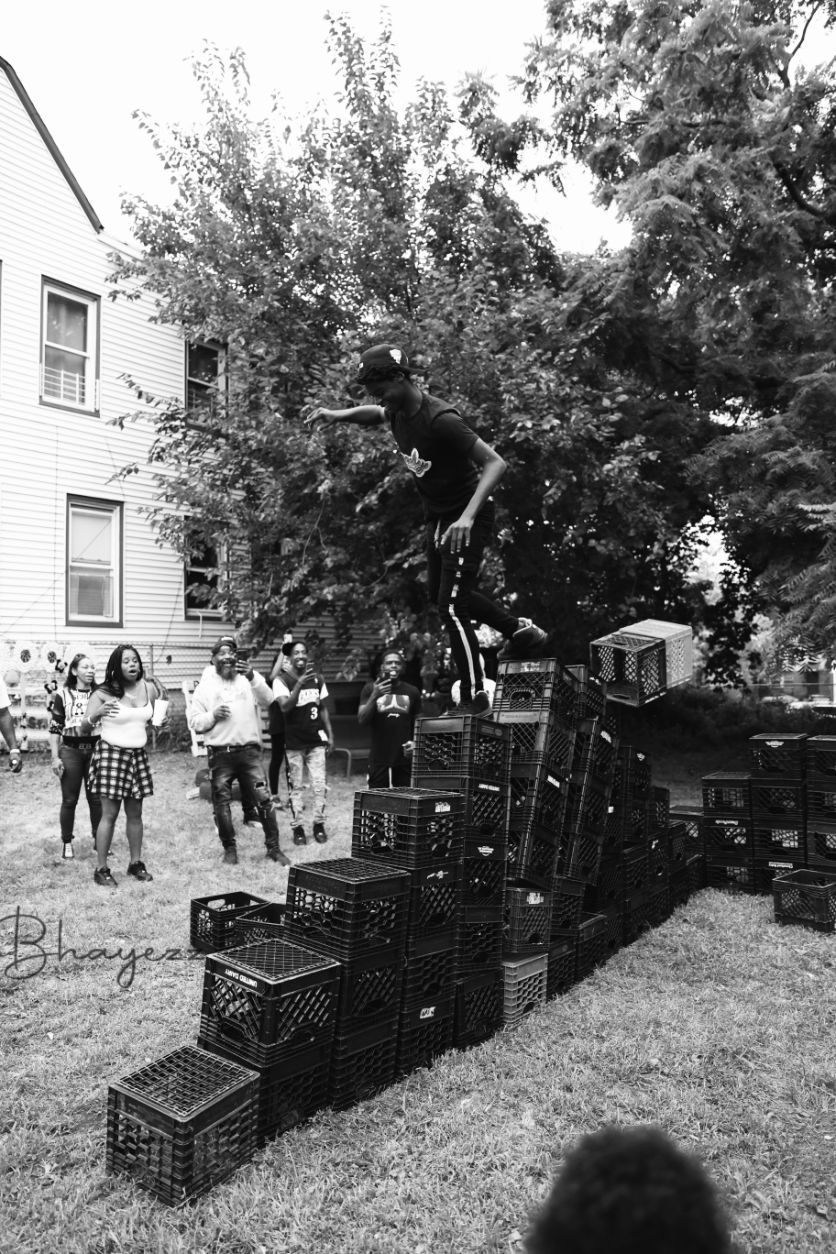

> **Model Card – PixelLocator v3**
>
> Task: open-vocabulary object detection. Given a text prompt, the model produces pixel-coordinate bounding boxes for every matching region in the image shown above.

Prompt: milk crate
[622,889,652,945]
[806,782,836,827]
[701,816,752,856]
[462,849,506,909]
[669,805,703,853]
[402,933,459,1005]
[351,788,464,868]
[566,774,613,843]
[190,892,271,954]
[503,884,553,955]
[750,778,805,821]
[630,786,670,840]
[705,855,757,895]
[669,864,690,910]
[754,859,797,896]
[646,883,672,926]
[749,733,808,778]
[550,875,586,930]
[590,620,692,707]
[201,1036,329,1146]
[336,947,403,1033]
[667,820,688,870]
[198,939,341,1068]
[504,712,576,778]
[567,666,613,728]
[233,903,286,946]
[702,773,751,818]
[546,937,577,998]
[686,852,706,894]
[558,828,604,887]
[601,904,624,957]
[615,746,653,799]
[411,714,511,781]
[396,997,455,1075]
[106,1045,258,1205]
[411,773,509,843]
[752,821,805,863]
[507,822,561,891]
[621,844,649,895]
[454,970,504,1047]
[457,907,504,976]
[582,853,622,911]
[329,1020,398,1110]
[571,718,618,785]
[576,912,608,978]
[502,952,548,1025]
[285,858,410,960]
[773,868,836,932]
[406,863,463,941]
[509,763,569,831]
[805,736,836,778]
[646,836,670,886]
[494,658,579,720]
[806,824,836,870]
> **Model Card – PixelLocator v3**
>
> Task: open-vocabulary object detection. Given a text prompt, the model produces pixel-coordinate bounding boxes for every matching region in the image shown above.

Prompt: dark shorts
[88,741,154,801]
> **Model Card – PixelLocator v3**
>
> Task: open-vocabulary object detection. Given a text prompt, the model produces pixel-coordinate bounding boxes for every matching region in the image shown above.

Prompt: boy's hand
[440,515,473,554]
[305,407,337,431]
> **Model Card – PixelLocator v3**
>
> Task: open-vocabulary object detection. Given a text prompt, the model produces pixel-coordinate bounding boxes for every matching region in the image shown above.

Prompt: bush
[620,683,825,750]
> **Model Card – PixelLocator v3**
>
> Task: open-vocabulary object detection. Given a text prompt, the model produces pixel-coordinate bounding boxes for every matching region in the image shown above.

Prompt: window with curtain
[42,282,99,409]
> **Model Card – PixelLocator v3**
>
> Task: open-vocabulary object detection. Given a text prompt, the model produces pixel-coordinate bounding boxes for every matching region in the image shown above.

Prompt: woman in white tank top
[82,644,158,889]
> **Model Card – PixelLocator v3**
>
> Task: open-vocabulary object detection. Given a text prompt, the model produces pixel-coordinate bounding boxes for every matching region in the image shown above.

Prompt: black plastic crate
[646,883,672,926]
[509,764,569,830]
[621,844,648,896]
[234,903,286,946]
[646,836,669,886]
[566,774,613,842]
[411,773,510,842]
[462,853,506,909]
[336,947,403,1033]
[106,1045,258,1205]
[285,858,410,960]
[806,781,836,826]
[199,939,341,1068]
[669,864,691,911]
[567,665,614,728]
[507,822,561,891]
[805,736,836,778]
[406,863,463,940]
[702,772,751,817]
[557,828,604,887]
[396,997,455,1075]
[402,932,459,1005]
[686,852,706,894]
[546,937,576,998]
[503,883,553,954]
[502,952,548,1025]
[667,820,688,870]
[622,889,652,945]
[504,712,576,777]
[411,714,511,781]
[190,892,271,954]
[615,745,653,799]
[752,821,805,863]
[582,854,622,911]
[590,628,669,706]
[754,859,797,896]
[457,907,504,975]
[705,855,757,895]
[750,732,808,778]
[550,875,586,930]
[806,824,836,870]
[454,970,503,1048]
[601,904,624,957]
[576,912,608,979]
[494,658,578,719]
[351,788,464,868]
[572,718,618,785]
[603,802,629,848]
[750,778,805,821]
[773,868,836,932]
[669,805,703,853]
[329,1020,398,1110]
[629,786,670,840]
[701,817,753,856]
[201,1036,329,1146]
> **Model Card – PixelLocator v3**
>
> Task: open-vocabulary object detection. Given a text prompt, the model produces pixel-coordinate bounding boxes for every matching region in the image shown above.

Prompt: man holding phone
[272,640,334,844]
[358,649,420,788]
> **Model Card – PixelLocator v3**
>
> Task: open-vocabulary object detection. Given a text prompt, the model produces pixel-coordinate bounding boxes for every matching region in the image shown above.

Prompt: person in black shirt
[307,345,549,716]
[358,649,421,787]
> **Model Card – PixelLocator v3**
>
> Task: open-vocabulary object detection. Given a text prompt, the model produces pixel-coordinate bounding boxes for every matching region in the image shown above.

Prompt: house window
[185,542,223,618]
[186,340,224,416]
[41,281,99,410]
[67,497,122,625]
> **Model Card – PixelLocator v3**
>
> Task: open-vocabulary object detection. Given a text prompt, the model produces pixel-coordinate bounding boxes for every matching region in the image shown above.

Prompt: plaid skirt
[87,740,154,800]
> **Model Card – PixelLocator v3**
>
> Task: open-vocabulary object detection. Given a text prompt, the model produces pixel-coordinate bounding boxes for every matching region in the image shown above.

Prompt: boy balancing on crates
[307,344,551,717]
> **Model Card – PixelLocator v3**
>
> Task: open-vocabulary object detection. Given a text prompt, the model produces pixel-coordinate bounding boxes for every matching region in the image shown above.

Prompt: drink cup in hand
[151,698,169,727]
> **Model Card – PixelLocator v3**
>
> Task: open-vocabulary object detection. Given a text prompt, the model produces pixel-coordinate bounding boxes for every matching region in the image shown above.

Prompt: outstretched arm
[306,404,385,431]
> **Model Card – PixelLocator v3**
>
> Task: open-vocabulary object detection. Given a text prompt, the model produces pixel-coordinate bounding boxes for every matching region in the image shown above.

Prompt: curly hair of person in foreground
[525,1124,736,1254]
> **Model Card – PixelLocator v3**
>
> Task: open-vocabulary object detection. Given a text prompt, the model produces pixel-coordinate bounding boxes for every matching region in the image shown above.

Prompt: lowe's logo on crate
[477,782,501,793]
[434,802,451,814]
[223,968,258,988]
[419,1005,437,1020]
[477,845,496,857]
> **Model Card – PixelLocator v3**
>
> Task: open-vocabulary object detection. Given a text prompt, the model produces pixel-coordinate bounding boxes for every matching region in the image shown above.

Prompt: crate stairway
[106,626,833,1205]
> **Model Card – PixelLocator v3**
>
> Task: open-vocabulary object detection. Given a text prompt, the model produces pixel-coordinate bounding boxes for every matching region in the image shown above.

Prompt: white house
[0,54,235,744]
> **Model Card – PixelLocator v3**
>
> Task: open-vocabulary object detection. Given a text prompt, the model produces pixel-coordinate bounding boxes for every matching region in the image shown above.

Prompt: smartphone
[237,647,251,663]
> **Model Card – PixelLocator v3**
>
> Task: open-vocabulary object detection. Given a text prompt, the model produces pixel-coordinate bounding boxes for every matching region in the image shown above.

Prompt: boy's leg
[285,748,307,843]
[308,746,328,840]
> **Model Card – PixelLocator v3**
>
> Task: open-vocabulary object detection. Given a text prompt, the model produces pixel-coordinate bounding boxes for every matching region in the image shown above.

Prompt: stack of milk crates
[409,714,512,1047]
[772,733,836,932]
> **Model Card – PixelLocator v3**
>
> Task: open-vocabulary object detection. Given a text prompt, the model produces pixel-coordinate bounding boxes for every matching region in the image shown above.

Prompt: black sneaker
[267,846,291,866]
[93,866,118,888]
[499,618,549,660]
[61,840,75,861]
[127,860,154,882]
[223,846,239,865]
[312,822,328,844]
[452,691,492,718]
[292,825,307,846]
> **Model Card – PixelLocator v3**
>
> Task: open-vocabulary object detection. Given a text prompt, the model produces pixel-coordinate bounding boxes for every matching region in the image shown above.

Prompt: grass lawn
[1,742,835,1253]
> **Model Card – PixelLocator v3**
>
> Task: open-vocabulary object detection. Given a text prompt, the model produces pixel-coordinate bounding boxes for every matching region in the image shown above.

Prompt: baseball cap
[356,344,414,381]
[211,635,238,656]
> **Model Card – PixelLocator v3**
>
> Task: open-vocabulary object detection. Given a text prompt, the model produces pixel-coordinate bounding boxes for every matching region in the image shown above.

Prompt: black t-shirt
[386,392,482,518]
[360,679,420,767]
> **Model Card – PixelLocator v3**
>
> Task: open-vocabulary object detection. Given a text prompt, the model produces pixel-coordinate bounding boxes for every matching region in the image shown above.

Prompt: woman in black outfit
[49,652,102,860]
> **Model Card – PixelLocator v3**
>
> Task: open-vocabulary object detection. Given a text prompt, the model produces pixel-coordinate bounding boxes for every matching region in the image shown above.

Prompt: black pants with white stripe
[425,508,517,703]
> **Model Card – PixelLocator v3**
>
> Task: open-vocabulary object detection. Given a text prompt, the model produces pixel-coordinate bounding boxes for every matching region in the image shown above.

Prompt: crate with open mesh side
[106,1045,258,1205]
[806,823,836,870]
[628,786,671,842]
[705,854,757,895]
[557,828,604,887]
[457,906,504,976]
[507,821,561,891]
[701,816,753,857]
[462,845,507,909]
[805,736,836,778]
[668,805,703,853]
[503,883,552,955]
[190,892,271,954]
[329,1019,398,1110]
[702,773,752,818]
[566,665,613,728]
[773,868,836,932]
[402,931,459,1006]
[233,902,286,946]
[502,952,548,1025]
[501,711,576,779]
[454,970,504,1047]
[494,658,579,719]
[752,820,805,864]
[613,744,653,801]
[576,912,609,979]
[582,852,623,912]
[646,835,670,887]
[198,938,341,1069]
[550,874,586,930]
[284,858,410,960]
[411,714,511,781]
[566,773,614,844]
[749,732,808,778]
[750,777,805,822]
[351,788,464,868]
[405,862,463,941]
[508,763,569,831]
[410,772,510,843]
[546,937,577,998]
[686,852,706,894]
[571,718,619,786]
[754,859,798,896]
[396,995,455,1076]
[807,781,836,827]
[590,620,692,707]
[667,820,688,870]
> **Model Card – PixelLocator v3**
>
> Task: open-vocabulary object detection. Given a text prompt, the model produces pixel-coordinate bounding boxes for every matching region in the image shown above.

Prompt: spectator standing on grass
[49,652,102,860]
[267,633,294,805]
[188,636,289,867]
[82,644,157,889]
[524,1124,735,1254]
[306,344,550,717]
[0,673,23,775]
[358,648,420,788]
[272,640,333,845]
